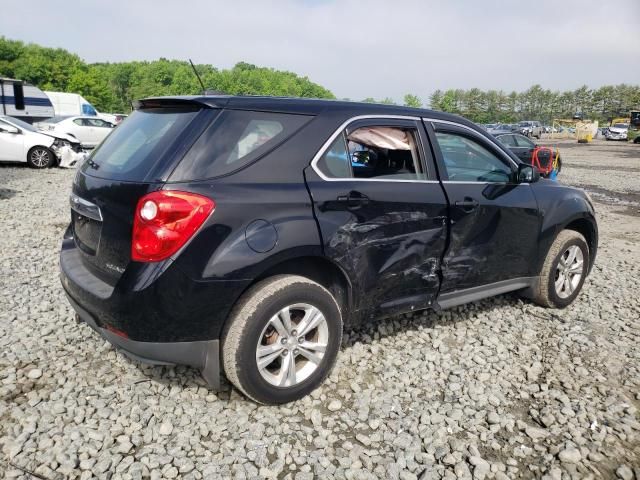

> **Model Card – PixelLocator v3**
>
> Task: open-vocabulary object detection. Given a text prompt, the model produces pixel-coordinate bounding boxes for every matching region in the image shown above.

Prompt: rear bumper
[59,235,251,342]
[65,290,222,389]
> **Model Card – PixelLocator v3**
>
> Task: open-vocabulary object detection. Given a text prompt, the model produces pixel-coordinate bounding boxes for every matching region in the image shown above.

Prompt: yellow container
[576,122,598,143]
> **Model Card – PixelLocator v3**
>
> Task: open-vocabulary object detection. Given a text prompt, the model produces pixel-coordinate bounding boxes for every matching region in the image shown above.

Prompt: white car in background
[0,115,85,168]
[35,115,115,148]
[605,123,629,141]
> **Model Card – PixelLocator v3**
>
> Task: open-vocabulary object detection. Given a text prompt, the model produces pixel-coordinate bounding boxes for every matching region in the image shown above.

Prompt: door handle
[454,197,479,212]
[337,191,370,207]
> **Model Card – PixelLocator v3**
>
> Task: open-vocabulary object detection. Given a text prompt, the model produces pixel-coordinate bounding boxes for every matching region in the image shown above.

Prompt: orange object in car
[531,146,557,176]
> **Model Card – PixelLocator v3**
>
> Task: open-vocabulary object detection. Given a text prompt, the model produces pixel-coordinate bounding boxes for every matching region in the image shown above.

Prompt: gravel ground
[1,140,639,480]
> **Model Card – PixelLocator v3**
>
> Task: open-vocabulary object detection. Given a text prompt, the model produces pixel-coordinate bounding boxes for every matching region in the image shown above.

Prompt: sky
[1,0,639,102]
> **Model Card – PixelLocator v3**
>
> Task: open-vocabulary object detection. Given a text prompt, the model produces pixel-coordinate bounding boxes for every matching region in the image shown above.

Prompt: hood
[40,130,80,144]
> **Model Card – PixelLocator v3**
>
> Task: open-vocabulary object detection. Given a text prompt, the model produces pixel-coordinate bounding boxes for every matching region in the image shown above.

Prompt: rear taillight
[132,191,215,262]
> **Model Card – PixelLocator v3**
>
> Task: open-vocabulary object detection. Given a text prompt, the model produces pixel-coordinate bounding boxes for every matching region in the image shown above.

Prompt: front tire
[526,230,589,308]
[222,275,342,404]
[27,147,55,169]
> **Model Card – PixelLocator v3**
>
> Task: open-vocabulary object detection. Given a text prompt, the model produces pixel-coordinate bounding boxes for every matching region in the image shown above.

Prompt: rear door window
[170,110,311,181]
[497,135,517,147]
[315,124,428,181]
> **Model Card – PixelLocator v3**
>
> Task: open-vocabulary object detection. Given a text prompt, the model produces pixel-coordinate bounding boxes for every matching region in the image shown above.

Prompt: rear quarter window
[81,107,203,181]
[169,110,311,181]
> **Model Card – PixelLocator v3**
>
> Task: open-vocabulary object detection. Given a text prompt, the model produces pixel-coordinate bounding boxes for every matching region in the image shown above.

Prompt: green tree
[0,37,334,113]
[403,94,422,108]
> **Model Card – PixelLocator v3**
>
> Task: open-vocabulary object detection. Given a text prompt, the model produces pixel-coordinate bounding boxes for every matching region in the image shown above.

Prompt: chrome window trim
[423,117,519,169]
[441,181,526,186]
[309,114,441,183]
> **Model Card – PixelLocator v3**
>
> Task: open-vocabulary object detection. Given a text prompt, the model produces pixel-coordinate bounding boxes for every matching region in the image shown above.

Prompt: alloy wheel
[30,148,50,167]
[554,245,584,299]
[256,303,328,387]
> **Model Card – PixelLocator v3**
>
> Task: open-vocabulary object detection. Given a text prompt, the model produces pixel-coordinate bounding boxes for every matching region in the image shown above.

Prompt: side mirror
[518,163,540,183]
[0,125,20,134]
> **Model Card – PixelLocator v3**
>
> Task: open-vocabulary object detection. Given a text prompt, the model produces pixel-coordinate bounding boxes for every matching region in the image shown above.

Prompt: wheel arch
[251,255,353,324]
[564,217,597,274]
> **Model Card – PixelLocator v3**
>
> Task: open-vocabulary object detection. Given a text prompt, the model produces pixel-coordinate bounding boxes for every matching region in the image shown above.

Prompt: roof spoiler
[134,96,231,110]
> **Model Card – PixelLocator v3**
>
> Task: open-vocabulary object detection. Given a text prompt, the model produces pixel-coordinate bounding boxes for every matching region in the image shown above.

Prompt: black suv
[60,96,598,404]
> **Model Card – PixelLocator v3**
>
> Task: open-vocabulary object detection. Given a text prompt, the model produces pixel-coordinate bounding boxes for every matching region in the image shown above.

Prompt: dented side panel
[305,168,448,319]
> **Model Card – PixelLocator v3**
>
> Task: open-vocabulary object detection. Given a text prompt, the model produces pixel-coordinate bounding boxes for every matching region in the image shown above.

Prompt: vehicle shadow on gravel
[341,292,552,346]
[118,292,555,401]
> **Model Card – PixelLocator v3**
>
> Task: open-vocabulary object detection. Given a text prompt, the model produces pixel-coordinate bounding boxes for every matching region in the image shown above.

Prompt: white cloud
[2,0,639,102]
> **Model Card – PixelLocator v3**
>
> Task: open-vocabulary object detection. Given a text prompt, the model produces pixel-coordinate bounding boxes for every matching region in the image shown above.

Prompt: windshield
[613,123,629,129]
[5,116,38,132]
[82,107,203,181]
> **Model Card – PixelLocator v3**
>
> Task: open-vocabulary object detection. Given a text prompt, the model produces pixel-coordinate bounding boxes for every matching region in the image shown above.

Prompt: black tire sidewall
[27,147,54,169]
[233,282,342,404]
[546,236,589,308]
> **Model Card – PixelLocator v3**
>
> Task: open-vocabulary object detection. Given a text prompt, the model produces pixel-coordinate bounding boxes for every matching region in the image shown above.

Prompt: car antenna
[189,59,207,94]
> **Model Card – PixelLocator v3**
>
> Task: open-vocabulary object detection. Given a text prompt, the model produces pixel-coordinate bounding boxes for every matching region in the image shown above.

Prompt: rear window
[82,107,203,181]
[169,110,311,181]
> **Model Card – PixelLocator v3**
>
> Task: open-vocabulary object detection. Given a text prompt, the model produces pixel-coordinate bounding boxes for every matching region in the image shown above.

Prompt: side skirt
[436,277,536,310]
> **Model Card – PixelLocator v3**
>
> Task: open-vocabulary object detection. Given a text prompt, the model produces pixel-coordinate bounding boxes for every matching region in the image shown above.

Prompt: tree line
[368,86,640,125]
[0,37,334,113]
[1,37,638,124]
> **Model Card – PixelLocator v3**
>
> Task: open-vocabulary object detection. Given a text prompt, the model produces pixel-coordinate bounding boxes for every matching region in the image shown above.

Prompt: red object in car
[132,191,215,262]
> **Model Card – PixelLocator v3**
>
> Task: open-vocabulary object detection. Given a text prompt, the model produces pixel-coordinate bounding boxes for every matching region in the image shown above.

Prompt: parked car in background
[35,115,115,148]
[487,123,515,136]
[1,77,54,123]
[0,115,83,168]
[495,133,562,176]
[516,121,543,138]
[60,96,598,404]
[605,123,629,141]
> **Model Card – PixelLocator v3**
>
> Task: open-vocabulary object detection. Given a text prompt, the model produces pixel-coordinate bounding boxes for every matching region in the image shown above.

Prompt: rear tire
[524,230,589,308]
[222,275,342,404]
[27,146,54,169]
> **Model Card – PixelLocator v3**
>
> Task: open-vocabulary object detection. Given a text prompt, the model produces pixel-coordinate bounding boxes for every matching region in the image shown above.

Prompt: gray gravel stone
[26,368,42,379]
[158,421,173,436]
[616,465,634,480]
[487,412,501,425]
[558,447,582,464]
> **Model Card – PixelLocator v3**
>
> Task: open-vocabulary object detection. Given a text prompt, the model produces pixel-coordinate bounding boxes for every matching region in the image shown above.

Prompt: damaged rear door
[305,116,448,319]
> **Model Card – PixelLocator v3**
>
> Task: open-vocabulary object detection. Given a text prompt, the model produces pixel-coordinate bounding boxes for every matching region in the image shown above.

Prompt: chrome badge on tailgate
[70,193,103,222]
